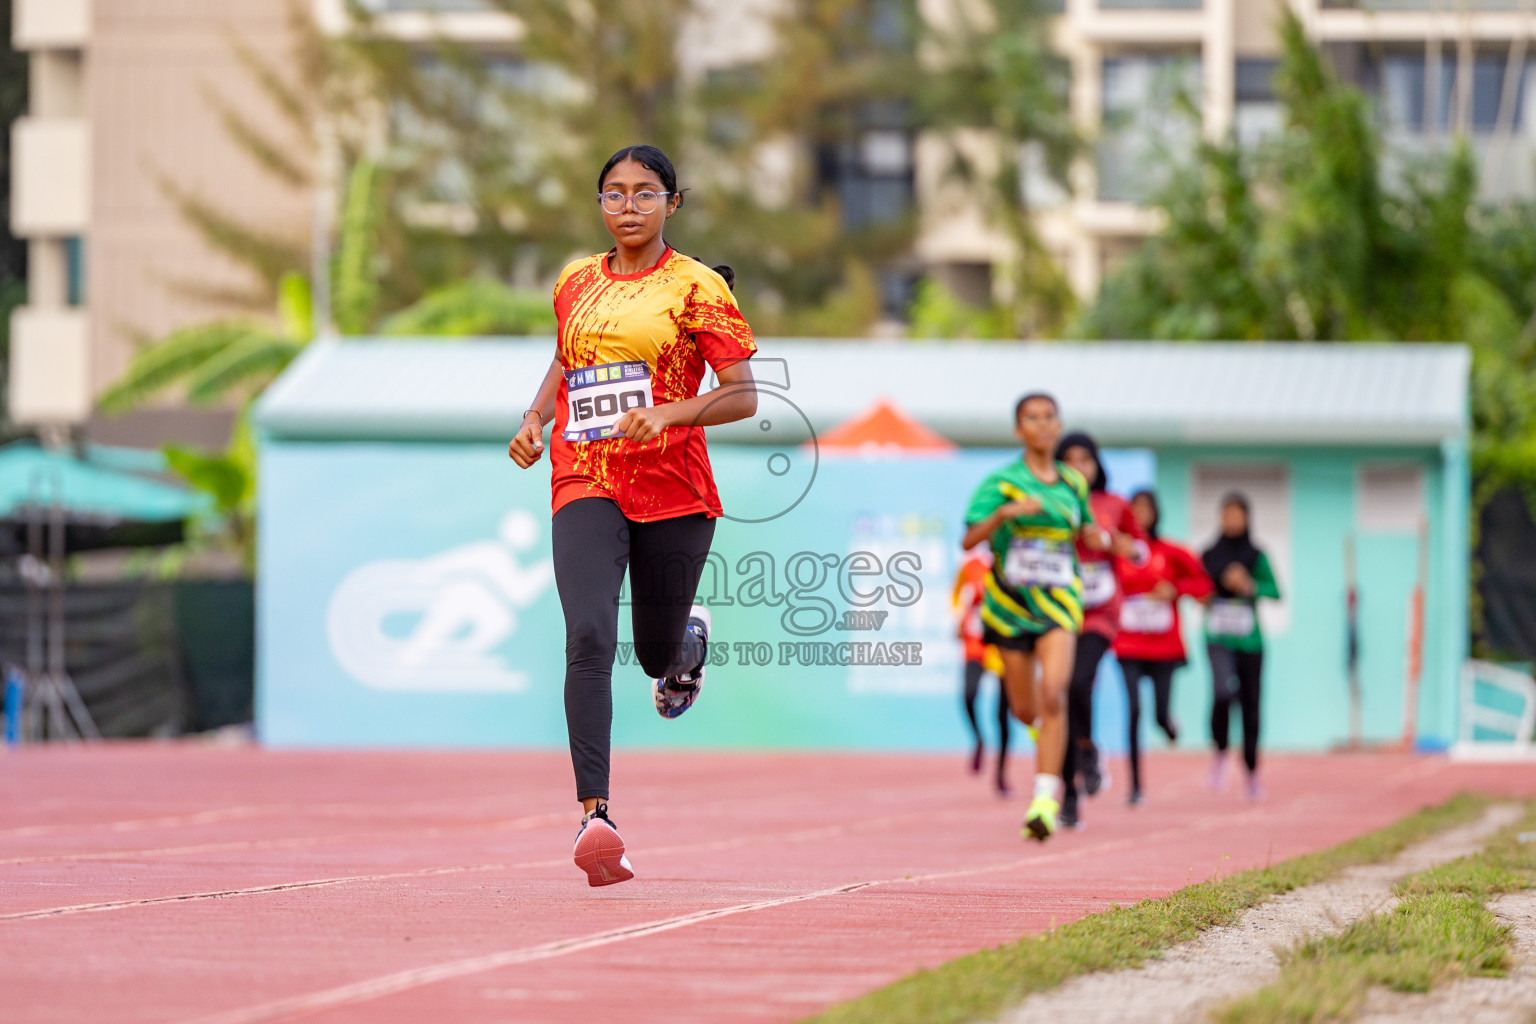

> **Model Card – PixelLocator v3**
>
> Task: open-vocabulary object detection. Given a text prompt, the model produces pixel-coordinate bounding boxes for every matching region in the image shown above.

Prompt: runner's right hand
[508,415,545,468]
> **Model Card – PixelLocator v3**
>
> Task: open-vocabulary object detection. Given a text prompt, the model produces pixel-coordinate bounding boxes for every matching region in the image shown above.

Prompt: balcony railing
[360,0,492,10]
[9,307,90,426]
[1098,0,1203,10]
[12,118,88,235]
[14,0,88,49]
[1322,0,1532,10]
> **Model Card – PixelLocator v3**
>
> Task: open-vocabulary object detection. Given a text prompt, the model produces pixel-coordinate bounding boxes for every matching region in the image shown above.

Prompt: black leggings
[961,659,1012,767]
[1208,643,1263,773]
[552,497,714,802]
[1061,631,1111,810]
[1118,657,1179,794]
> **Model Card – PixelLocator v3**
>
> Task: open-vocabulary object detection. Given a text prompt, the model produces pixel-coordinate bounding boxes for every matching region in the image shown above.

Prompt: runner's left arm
[612,360,758,442]
[1252,551,1281,600]
[614,272,759,443]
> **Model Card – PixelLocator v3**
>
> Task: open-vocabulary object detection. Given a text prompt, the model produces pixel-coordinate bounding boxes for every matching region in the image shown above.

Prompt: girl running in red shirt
[508,145,758,886]
[1114,489,1213,804]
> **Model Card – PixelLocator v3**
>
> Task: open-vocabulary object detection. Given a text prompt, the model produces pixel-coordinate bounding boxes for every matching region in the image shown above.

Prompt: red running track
[2,744,1534,1023]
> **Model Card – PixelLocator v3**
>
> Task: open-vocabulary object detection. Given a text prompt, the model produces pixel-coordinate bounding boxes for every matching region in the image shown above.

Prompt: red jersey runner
[1114,538,1214,663]
[550,247,756,521]
[1076,491,1146,641]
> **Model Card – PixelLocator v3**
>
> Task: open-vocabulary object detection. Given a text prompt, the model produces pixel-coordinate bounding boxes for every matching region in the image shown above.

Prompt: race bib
[1121,595,1174,634]
[563,360,653,441]
[1003,537,1075,589]
[1080,561,1117,609]
[1207,599,1256,637]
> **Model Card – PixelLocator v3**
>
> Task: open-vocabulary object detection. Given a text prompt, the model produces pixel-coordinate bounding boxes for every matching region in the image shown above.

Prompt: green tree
[917,0,1080,336]
[1076,9,1536,648]
[393,0,926,335]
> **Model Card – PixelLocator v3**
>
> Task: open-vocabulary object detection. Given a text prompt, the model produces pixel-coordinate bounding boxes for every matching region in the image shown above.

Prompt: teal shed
[254,339,1469,752]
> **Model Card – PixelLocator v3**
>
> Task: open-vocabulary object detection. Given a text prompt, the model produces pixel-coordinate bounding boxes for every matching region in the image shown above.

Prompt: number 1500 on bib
[563,360,654,442]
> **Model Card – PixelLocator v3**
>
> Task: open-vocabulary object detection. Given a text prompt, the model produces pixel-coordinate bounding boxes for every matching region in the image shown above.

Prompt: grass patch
[1216,802,1536,1023]
[805,794,1487,1024]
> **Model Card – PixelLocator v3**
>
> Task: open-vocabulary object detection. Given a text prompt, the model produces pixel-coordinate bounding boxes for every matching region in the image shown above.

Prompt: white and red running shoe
[573,804,633,887]
[654,605,711,719]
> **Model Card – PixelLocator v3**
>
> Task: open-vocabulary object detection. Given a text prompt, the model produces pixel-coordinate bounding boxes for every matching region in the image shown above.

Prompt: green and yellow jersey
[964,458,1093,638]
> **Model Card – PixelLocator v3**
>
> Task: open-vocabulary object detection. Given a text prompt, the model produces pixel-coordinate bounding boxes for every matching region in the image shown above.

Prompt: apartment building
[330,0,1536,305]
[9,0,1535,434]
[1033,0,1536,297]
[8,0,307,441]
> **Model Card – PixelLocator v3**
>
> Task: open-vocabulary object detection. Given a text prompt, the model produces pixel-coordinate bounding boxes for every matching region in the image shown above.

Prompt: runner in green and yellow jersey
[962,393,1111,842]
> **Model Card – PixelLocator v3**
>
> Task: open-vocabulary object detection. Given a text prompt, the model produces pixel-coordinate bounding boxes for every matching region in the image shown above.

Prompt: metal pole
[1345,532,1361,748]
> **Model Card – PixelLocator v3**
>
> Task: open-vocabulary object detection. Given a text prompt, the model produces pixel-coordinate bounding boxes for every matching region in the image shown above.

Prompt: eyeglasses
[597,190,672,215]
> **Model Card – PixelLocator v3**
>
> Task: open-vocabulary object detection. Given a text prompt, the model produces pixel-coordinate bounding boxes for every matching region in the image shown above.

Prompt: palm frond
[183,331,306,405]
[97,321,263,414]
[333,159,383,335]
[378,278,556,336]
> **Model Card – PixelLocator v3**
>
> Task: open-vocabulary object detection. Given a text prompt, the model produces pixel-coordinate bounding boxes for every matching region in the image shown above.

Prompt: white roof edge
[254,337,1471,446]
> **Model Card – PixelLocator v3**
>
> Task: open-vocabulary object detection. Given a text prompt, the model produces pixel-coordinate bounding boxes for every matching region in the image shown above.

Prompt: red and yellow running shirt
[550,247,756,521]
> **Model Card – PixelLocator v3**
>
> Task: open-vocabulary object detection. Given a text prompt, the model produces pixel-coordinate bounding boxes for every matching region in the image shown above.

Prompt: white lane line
[0,811,572,867]
[0,808,974,922]
[0,863,509,922]
[175,803,1314,1024]
[1,758,1438,923]
[180,880,883,1024]
[0,796,523,840]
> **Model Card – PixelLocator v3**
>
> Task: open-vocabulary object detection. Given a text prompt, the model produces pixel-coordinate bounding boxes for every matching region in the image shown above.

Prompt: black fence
[0,579,253,737]
[1478,488,1536,661]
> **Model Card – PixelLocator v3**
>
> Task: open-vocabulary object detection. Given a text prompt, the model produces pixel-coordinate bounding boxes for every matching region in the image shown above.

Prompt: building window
[1191,463,1292,634]
[65,236,85,307]
[1377,51,1529,135]
[1098,53,1202,203]
[816,102,915,230]
[1356,465,1425,533]
[1235,59,1282,147]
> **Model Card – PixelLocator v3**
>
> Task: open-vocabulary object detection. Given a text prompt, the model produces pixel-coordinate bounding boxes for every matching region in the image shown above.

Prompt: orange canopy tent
[816,398,956,452]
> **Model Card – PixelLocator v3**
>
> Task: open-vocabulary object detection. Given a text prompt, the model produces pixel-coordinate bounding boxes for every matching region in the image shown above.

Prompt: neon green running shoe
[1023,795,1059,842]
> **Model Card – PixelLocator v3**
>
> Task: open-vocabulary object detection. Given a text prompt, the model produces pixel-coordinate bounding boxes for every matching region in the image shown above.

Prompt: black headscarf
[1202,491,1262,597]
[1130,488,1160,540]
[1055,431,1105,493]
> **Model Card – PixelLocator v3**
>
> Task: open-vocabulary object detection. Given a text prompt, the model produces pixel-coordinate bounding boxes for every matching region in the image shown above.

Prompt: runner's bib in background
[1080,561,1116,608]
[1120,595,1174,634]
[563,360,653,441]
[1003,537,1075,589]
[1207,599,1256,637]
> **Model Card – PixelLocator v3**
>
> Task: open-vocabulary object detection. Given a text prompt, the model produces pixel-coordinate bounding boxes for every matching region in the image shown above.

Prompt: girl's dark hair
[598,144,734,291]
[1220,490,1251,516]
[599,144,683,202]
[1014,392,1059,423]
[1130,488,1160,539]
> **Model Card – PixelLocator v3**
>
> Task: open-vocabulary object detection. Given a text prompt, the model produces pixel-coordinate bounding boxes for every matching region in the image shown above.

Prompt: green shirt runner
[1204,551,1281,653]
[964,458,1093,638]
